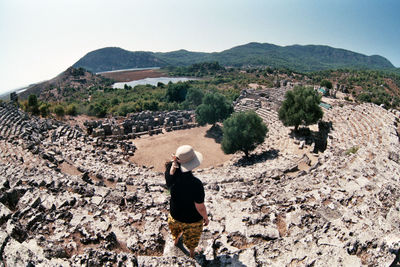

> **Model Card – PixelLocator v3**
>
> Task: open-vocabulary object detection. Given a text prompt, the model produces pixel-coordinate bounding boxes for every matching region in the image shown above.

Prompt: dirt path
[130,126,232,172]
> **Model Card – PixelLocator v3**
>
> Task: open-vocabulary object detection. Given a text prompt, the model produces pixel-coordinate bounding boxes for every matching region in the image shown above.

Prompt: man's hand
[195,202,209,226]
[170,154,179,175]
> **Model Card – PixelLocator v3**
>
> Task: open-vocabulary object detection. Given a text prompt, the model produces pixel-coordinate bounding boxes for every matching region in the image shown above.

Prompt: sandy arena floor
[129,125,232,172]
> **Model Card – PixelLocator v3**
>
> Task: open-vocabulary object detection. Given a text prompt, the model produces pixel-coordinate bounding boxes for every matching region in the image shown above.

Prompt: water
[113,77,196,89]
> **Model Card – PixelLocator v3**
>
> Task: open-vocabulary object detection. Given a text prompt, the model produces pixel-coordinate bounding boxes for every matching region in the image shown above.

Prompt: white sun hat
[175,145,203,172]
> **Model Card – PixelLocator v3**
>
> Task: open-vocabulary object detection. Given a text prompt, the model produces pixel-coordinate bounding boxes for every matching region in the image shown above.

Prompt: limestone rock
[0,202,12,225]
[6,221,27,243]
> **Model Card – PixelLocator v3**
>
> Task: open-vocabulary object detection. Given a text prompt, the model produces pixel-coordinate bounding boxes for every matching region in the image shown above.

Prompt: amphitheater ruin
[0,84,400,266]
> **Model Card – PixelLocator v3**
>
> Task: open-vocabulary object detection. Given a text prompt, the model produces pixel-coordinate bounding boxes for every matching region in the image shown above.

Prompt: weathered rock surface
[0,99,399,266]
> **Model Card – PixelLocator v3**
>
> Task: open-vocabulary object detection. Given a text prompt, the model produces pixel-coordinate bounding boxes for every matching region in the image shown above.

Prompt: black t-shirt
[165,166,205,223]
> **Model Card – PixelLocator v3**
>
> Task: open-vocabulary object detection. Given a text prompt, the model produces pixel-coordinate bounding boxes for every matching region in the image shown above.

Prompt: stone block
[102,124,112,135]
[92,128,105,137]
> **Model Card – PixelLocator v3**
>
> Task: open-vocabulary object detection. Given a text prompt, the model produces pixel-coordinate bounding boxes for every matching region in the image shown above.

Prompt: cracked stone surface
[0,99,400,266]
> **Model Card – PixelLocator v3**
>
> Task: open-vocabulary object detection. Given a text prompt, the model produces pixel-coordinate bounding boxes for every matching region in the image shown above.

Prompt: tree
[195,92,233,126]
[28,94,38,107]
[221,111,268,158]
[320,80,333,89]
[28,94,39,115]
[278,86,323,131]
[165,82,189,102]
[185,87,204,107]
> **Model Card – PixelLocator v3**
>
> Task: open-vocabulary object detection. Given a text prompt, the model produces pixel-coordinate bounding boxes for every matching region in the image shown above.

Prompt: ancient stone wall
[234,85,293,112]
[85,110,197,139]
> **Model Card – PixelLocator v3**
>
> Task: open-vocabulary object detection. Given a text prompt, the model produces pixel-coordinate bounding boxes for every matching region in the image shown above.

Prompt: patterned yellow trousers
[167,214,203,250]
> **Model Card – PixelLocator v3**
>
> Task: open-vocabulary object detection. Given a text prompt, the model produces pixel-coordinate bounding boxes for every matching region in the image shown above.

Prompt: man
[164,145,209,258]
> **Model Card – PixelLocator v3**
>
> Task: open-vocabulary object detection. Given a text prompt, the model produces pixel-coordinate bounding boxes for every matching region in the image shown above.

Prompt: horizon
[1,0,399,95]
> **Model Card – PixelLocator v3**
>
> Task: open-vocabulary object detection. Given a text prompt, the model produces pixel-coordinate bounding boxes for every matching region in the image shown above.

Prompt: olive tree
[278,86,323,131]
[195,92,233,126]
[221,110,268,158]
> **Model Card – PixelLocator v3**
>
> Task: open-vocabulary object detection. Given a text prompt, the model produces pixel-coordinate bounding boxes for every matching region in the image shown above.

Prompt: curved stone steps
[0,140,30,166]
[0,103,41,141]
[254,107,295,152]
[323,103,398,154]
[0,103,83,145]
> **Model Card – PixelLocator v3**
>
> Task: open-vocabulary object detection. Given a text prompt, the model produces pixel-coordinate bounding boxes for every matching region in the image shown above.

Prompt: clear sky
[0,0,399,95]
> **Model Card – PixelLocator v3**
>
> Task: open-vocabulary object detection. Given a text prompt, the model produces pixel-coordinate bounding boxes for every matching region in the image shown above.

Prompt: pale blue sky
[0,0,399,95]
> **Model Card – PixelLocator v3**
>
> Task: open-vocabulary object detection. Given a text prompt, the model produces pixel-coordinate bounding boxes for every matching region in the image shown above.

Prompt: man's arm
[195,202,209,226]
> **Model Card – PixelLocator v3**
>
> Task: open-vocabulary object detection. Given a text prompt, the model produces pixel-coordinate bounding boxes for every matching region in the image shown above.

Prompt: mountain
[73,42,395,73]
[215,42,394,71]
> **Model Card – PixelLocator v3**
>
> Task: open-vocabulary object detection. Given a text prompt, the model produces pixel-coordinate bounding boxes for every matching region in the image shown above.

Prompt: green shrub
[54,105,65,117]
[320,80,333,89]
[111,98,120,106]
[66,104,78,116]
[345,146,359,155]
[39,103,50,117]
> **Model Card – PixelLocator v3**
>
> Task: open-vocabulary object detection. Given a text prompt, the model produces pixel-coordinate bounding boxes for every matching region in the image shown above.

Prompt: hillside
[73,42,395,73]
[19,67,113,102]
[73,47,167,73]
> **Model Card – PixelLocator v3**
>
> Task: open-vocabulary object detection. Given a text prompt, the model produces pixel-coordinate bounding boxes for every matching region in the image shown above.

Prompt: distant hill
[73,47,167,73]
[19,67,113,101]
[73,42,395,73]
[154,49,212,67]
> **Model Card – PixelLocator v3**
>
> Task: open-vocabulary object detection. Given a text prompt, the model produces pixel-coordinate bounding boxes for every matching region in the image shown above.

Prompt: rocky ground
[1,94,400,266]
